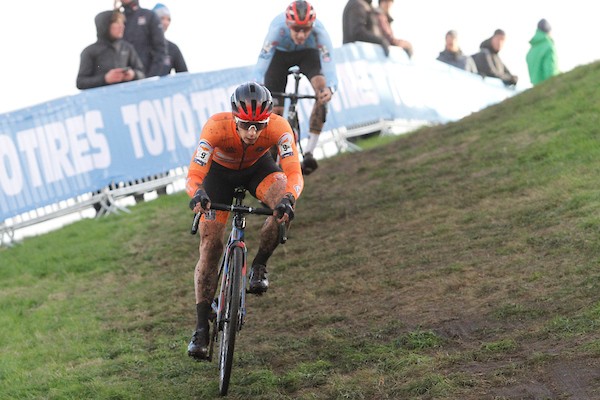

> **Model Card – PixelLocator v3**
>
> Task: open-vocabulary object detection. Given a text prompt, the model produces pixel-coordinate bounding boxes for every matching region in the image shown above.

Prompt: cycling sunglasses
[235,117,269,131]
[290,25,312,33]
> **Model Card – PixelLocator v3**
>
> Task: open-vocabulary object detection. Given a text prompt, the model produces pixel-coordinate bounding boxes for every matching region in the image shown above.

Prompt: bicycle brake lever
[278,223,287,244]
[191,213,201,235]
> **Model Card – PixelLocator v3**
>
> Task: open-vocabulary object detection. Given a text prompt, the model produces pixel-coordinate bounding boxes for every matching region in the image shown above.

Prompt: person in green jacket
[526,19,559,85]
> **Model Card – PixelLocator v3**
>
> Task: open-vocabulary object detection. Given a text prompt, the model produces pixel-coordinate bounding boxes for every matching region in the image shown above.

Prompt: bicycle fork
[214,241,248,330]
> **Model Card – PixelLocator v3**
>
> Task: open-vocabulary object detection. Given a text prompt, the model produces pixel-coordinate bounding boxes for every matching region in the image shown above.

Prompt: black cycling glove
[275,194,295,221]
[189,188,210,210]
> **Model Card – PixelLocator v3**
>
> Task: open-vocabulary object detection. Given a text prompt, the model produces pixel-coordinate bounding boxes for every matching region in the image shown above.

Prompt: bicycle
[190,187,287,396]
[271,65,317,171]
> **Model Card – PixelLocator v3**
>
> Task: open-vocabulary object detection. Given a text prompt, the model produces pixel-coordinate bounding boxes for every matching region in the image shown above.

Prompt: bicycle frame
[272,66,317,157]
[190,186,278,395]
[214,204,248,336]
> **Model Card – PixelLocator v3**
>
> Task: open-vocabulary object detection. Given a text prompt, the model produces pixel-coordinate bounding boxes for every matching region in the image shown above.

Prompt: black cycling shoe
[187,328,210,360]
[248,264,269,295]
[301,152,318,175]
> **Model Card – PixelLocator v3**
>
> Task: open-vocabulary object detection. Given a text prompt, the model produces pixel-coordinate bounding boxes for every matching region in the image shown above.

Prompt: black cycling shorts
[264,49,322,106]
[202,153,282,204]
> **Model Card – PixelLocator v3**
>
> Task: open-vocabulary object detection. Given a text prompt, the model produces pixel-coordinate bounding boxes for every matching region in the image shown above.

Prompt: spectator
[342,0,390,56]
[471,29,518,87]
[375,0,413,58]
[436,30,478,73]
[526,19,559,85]
[76,10,146,215]
[119,0,168,78]
[120,0,169,201]
[152,3,188,74]
[151,2,188,195]
[76,10,145,90]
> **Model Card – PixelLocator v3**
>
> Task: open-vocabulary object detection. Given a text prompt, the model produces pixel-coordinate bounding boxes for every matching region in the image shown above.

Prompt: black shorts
[264,49,322,106]
[203,153,282,204]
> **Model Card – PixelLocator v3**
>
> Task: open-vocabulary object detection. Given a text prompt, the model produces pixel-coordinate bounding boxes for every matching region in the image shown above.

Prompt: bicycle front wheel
[289,114,302,153]
[218,246,243,396]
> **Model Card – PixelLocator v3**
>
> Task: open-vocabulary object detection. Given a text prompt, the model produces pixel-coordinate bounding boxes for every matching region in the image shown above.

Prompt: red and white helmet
[230,82,273,121]
[285,1,316,26]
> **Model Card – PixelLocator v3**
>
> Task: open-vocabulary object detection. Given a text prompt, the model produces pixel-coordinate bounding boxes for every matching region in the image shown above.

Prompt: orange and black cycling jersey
[186,112,304,200]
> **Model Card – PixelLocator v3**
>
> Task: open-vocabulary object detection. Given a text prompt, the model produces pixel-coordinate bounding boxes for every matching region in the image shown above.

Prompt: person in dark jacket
[120,0,168,78]
[342,0,390,56]
[437,30,477,73]
[119,0,170,201]
[152,3,188,74]
[148,3,188,196]
[526,19,559,85]
[76,10,145,90]
[77,10,146,215]
[471,29,518,87]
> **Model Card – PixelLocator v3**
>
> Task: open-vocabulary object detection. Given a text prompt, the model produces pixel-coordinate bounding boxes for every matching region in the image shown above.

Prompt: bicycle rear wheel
[218,246,243,396]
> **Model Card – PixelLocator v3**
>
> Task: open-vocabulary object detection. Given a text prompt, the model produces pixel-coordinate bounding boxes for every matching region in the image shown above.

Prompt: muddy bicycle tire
[218,246,243,396]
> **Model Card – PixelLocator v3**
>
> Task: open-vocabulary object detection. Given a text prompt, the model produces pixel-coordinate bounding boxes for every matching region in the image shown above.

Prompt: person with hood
[342,0,390,56]
[76,10,145,89]
[119,0,168,78]
[526,19,559,85]
[152,3,188,74]
[76,10,145,215]
[437,30,477,73]
[471,29,518,87]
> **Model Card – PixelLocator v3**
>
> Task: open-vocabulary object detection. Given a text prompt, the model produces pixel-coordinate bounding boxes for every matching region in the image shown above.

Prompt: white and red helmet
[285,1,316,26]
[231,82,273,121]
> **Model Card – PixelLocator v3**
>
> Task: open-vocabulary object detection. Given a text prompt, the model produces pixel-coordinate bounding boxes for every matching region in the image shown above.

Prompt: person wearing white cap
[152,3,188,74]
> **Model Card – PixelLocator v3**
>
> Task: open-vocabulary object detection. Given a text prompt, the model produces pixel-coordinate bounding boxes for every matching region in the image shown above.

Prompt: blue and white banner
[0,42,515,222]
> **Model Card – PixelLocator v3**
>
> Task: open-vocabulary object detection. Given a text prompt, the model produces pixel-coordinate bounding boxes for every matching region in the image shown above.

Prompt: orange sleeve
[270,116,304,200]
[185,117,220,197]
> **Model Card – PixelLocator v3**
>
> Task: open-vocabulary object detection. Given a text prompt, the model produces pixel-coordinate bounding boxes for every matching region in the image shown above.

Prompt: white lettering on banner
[16,128,43,187]
[84,111,111,169]
[172,94,197,148]
[122,93,199,158]
[0,135,23,196]
[63,112,111,173]
[39,126,56,182]
[383,64,404,106]
[153,97,176,152]
[333,61,380,110]
[139,100,163,156]
[122,104,143,157]
[45,122,76,181]
[190,88,230,124]
[2,111,111,195]
[65,116,93,173]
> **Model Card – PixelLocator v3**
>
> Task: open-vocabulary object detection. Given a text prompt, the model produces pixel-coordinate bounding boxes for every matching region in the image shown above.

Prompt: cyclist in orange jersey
[185,82,303,360]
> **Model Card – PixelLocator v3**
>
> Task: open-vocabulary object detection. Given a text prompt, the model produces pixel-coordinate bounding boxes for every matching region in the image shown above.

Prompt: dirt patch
[488,358,600,400]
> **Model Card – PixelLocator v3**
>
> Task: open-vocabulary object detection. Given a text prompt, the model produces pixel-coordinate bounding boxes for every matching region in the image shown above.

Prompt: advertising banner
[0,42,514,221]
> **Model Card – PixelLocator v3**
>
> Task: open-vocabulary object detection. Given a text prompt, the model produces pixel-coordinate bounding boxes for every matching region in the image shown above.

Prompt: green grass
[3,62,600,399]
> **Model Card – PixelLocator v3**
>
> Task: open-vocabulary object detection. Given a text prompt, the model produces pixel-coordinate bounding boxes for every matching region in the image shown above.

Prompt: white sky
[0,1,596,115]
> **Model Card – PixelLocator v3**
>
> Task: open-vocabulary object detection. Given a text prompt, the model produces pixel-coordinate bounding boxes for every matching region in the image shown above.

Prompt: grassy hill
[2,61,600,399]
